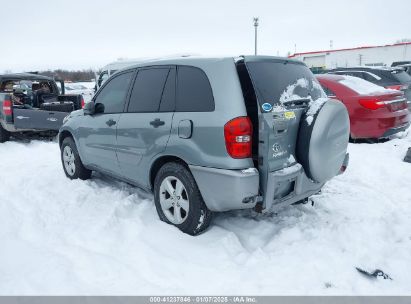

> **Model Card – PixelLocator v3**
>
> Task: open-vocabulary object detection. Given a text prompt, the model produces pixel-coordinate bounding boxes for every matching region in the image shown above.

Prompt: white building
[289,42,411,69]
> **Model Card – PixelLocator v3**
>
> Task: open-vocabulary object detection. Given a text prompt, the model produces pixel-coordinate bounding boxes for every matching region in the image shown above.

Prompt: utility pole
[359,54,363,65]
[253,17,259,55]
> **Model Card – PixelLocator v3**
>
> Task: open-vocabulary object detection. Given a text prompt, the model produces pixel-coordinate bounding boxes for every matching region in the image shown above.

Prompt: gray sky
[2,0,410,72]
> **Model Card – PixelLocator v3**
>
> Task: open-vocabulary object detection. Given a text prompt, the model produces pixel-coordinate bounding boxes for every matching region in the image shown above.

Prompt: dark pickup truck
[0,73,84,142]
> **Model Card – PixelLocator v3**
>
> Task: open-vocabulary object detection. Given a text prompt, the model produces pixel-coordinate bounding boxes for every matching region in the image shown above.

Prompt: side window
[160,68,176,112]
[128,68,170,112]
[94,71,134,113]
[176,66,214,112]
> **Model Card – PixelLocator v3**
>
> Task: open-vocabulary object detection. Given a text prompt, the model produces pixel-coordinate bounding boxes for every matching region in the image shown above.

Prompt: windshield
[246,61,326,109]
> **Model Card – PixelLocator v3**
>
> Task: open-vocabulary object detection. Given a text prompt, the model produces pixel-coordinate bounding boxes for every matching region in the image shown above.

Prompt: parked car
[328,67,411,109]
[395,64,411,77]
[0,73,84,143]
[317,74,410,140]
[59,56,350,235]
[392,61,411,67]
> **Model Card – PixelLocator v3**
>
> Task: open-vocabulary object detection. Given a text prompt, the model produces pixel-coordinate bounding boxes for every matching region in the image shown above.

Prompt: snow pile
[339,75,397,95]
[1,129,411,295]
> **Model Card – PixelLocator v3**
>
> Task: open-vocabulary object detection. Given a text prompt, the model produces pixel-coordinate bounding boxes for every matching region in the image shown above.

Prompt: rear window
[0,79,56,94]
[246,61,325,109]
[338,75,389,95]
[391,70,411,83]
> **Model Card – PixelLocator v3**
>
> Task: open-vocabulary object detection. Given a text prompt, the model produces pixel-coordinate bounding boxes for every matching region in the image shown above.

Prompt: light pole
[253,17,259,55]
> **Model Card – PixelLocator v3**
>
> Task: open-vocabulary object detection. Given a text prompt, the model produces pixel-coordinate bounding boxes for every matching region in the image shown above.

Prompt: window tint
[176,66,214,112]
[95,71,134,113]
[128,68,170,112]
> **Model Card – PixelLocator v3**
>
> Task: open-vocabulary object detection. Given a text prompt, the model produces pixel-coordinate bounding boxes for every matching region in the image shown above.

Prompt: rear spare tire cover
[296,99,349,183]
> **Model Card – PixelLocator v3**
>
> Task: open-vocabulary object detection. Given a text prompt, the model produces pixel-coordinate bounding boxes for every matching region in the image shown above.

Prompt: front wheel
[154,162,213,235]
[61,137,91,180]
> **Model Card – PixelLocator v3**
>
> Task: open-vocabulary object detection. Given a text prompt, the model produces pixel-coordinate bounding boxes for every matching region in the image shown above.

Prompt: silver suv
[59,56,350,235]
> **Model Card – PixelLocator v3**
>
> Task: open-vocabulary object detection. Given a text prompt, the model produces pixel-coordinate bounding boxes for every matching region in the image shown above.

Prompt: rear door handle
[150,118,165,128]
[106,119,116,127]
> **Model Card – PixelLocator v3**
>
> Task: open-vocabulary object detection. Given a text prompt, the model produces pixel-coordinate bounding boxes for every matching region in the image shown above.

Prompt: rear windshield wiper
[281,98,311,107]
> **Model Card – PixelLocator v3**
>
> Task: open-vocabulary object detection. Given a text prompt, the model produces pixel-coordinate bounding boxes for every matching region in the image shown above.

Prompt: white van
[95,59,144,91]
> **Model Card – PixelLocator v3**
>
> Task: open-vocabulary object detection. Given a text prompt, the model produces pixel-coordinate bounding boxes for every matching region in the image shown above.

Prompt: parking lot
[0,130,410,295]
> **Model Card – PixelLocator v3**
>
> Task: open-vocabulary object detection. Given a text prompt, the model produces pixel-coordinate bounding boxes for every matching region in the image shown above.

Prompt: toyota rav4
[59,56,350,235]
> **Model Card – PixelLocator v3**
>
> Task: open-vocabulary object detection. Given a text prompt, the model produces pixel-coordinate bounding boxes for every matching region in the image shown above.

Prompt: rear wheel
[0,125,10,143]
[61,137,91,180]
[154,162,213,235]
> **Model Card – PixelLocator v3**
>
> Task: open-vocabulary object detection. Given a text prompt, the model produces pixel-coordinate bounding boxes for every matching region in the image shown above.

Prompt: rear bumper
[381,122,410,138]
[262,163,325,212]
[190,156,348,213]
[189,165,259,212]
[351,109,410,139]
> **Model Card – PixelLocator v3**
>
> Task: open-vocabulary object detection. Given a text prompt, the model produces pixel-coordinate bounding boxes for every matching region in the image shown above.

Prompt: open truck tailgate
[13,108,69,131]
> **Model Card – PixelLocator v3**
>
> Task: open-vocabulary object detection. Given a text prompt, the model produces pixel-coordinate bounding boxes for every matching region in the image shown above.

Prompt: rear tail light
[358,98,385,110]
[80,97,85,108]
[3,99,12,116]
[224,117,252,159]
[386,85,408,90]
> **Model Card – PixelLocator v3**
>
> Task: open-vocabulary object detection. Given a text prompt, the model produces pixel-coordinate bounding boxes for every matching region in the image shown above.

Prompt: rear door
[116,66,175,187]
[243,59,326,206]
[78,70,134,175]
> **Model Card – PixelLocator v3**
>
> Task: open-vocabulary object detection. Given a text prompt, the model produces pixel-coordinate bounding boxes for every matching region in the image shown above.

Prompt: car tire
[296,99,349,183]
[61,137,91,180]
[0,125,10,143]
[154,162,213,235]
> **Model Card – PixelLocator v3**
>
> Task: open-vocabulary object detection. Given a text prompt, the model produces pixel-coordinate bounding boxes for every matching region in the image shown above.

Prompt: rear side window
[94,71,134,113]
[246,61,325,108]
[176,66,214,112]
[128,68,170,112]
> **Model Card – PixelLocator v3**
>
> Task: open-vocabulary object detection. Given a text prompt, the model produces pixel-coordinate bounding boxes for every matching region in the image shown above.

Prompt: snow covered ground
[0,130,411,295]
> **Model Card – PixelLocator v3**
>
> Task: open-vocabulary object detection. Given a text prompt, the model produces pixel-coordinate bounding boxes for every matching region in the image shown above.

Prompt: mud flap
[13,108,69,131]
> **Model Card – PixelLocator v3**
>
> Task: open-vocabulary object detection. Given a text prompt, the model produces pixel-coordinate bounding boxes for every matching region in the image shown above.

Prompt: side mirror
[94,102,105,114]
[83,101,95,115]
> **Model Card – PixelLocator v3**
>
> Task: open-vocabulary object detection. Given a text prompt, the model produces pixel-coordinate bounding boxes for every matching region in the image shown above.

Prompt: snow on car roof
[338,75,397,95]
